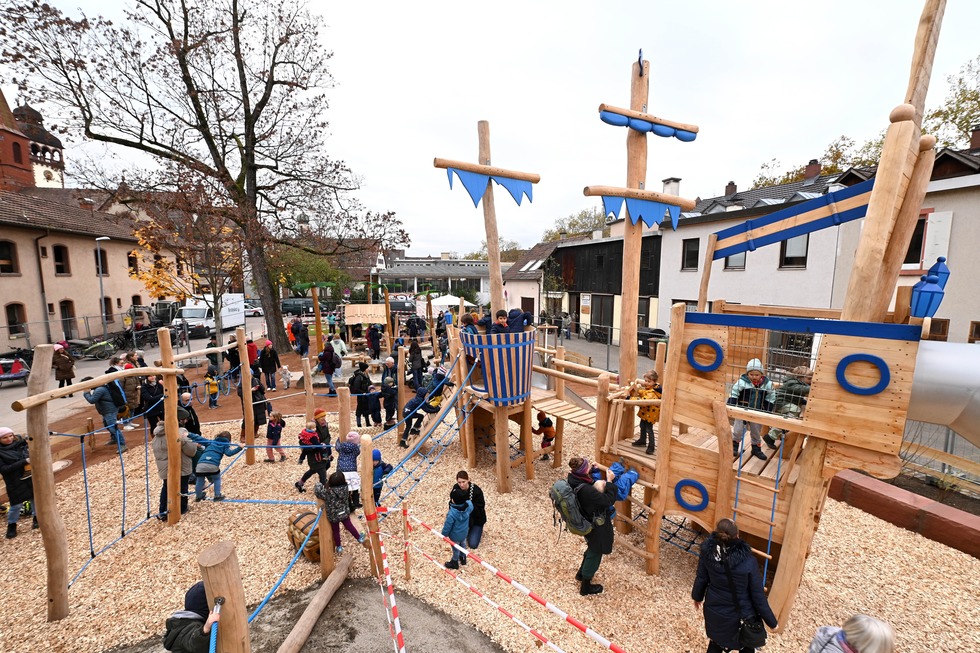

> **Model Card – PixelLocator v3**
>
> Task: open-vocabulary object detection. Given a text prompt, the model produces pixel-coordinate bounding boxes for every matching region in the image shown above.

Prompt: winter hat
[574,458,590,476]
[176,406,190,423]
[358,361,369,372]
[383,377,394,387]
[53,343,64,351]
[745,358,764,373]
[183,581,209,620]
[314,408,327,420]
[372,449,382,462]
[449,486,468,506]
[265,340,273,347]
[346,431,359,443]
[0,427,14,438]
[537,411,546,422]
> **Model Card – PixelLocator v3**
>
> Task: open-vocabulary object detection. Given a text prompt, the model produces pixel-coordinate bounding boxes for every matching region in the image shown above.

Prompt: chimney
[804,158,822,180]
[79,197,95,210]
[971,124,980,150]
[592,229,604,240]
[724,181,737,196]
[558,230,568,240]
[662,177,681,196]
[441,252,451,260]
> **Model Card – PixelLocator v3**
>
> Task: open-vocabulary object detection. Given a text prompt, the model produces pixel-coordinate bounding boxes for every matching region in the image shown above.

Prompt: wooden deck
[530,387,596,429]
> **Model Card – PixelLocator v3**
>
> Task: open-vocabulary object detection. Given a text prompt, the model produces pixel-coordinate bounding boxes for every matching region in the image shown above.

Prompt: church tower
[0,89,35,192]
[13,102,64,188]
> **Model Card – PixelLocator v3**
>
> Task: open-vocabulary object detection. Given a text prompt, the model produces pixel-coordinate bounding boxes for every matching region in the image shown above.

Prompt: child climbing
[629,370,663,455]
[335,431,362,510]
[295,420,331,493]
[727,358,776,461]
[532,411,556,461]
[204,370,220,409]
[764,366,812,449]
[320,470,366,555]
[371,449,393,506]
[194,431,242,501]
[402,387,440,447]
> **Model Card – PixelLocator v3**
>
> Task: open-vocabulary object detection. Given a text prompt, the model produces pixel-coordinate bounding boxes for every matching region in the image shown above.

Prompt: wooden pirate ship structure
[436,0,952,627]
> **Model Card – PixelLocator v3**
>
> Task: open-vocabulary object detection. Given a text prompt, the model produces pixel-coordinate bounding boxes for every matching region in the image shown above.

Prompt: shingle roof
[693,174,838,214]
[13,104,63,149]
[0,188,137,241]
[503,241,559,281]
[379,259,490,279]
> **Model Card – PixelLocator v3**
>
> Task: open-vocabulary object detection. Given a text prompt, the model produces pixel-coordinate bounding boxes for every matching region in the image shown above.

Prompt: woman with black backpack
[349,362,372,428]
[692,518,777,653]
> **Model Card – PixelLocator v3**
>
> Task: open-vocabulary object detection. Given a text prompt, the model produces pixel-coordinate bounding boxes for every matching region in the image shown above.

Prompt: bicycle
[584,327,608,344]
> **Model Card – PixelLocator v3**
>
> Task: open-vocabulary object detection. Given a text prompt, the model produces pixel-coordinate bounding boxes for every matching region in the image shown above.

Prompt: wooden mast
[479,121,506,312]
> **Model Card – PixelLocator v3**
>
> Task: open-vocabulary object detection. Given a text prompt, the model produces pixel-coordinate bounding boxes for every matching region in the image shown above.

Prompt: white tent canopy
[426,293,476,308]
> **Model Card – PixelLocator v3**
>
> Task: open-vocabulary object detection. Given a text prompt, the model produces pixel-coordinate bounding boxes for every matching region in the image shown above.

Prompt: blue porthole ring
[687,338,724,372]
[674,479,709,512]
[836,353,890,396]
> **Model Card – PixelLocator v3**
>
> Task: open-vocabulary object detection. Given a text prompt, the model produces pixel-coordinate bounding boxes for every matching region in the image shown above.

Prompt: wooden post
[25,345,69,621]
[521,403,534,481]
[403,502,412,581]
[238,327,255,465]
[449,333,468,460]
[594,374,611,464]
[553,346,566,469]
[198,541,251,653]
[317,496,335,580]
[275,553,352,653]
[159,327,183,525]
[311,286,323,362]
[478,121,505,312]
[494,406,512,493]
[655,340,667,386]
[649,303,688,575]
[383,286,393,354]
[617,59,650,392]
[396,345,408,442]
[712,401,735,525]
[426,294,435,349]
[697,233,718,312]
[302,357,315,423]
[360,434,384,578]
[337,386,351,439]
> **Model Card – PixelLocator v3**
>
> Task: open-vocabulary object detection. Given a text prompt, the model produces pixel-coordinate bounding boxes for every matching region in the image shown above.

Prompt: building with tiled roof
[378,251,495,305]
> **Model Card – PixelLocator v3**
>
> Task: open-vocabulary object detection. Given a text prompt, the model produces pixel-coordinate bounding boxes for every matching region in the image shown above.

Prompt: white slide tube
[908,341,980,449]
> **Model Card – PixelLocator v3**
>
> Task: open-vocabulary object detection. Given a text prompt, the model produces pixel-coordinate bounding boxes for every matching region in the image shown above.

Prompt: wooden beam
[433,157,541,184]
[160,328,183,525]
[198,541,251,653]
[597,103,700,134]
[594,375,611,463]
[360,435,384,578]
[904,0,948,124]
[238,327,255,465]
[713,401,734,526]
[479,122,505,312]
[276,554,352,653]
[697,233,718,312]
[583,185,697,212]
[302,358,315,422]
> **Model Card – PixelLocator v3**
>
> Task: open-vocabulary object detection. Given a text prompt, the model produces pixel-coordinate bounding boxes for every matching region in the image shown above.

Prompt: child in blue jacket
[194,431,242,501]
[727,358,776,461]
[402,387,440,446]
[371,449,393,505]
[442,485,474,569]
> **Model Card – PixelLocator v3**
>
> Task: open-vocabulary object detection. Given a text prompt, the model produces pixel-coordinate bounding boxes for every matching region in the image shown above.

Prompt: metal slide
[908,341,980,449]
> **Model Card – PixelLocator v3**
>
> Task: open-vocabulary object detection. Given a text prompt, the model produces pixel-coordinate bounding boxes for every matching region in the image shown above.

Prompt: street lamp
[96,236,111,337]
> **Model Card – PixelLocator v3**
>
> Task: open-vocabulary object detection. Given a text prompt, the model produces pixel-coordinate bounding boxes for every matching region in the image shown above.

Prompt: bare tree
[0,0,408,350]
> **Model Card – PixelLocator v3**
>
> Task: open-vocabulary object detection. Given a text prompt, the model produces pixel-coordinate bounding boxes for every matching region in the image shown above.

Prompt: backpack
[549,479,593,536]
[106,381,127,409]
[349,371,369,395]
[332,351,342,368]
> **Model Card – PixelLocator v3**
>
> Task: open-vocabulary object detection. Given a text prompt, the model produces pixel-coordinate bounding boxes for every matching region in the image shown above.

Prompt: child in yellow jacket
[630,370,662,455]
[204,371,220,409]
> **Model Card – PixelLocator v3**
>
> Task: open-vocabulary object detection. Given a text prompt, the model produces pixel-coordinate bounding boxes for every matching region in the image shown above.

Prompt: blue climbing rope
[247,507,323,623]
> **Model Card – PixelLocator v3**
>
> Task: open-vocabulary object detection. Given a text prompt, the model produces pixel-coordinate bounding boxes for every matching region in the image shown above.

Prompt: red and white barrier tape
[378,534,406,653]
[411,542,566,653]
[409,514,629,653]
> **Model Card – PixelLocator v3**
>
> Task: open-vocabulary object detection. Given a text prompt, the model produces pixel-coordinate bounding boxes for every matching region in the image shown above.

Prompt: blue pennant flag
[601,196,624,220]
[448,168,491,207]
[493,176,533,206]
[624,198,671,228]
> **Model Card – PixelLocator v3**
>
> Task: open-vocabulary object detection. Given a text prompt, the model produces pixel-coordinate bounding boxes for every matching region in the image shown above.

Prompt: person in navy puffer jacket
[441,485,473,569]
[401,387,439,447]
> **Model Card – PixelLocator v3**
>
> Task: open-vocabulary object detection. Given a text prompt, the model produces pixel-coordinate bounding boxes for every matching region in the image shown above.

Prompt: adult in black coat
[0,428,35,538]
[566,457,617,595]
[224,336,242,380]
[139,375,166,434]
[179,392,202,435]
[452,470,487,556]
[258,340,281,391]
[692,519,778,653]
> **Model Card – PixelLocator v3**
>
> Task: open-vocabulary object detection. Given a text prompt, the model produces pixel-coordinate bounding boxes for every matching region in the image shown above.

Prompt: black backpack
[105,381,127,408]
[349,371,369,395]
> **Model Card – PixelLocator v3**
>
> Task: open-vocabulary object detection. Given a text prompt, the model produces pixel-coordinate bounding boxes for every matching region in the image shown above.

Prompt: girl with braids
[692,519,777,653]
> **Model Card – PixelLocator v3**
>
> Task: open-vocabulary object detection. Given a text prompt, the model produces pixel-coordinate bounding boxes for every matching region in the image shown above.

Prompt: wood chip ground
[1,416,978,653]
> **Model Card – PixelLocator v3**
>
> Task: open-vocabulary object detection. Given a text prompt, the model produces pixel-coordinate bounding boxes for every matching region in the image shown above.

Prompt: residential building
[378,251,496,305]
[502,236,588,317]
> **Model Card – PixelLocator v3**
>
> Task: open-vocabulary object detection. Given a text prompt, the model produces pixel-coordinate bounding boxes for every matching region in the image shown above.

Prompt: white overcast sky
[15,0,980,256]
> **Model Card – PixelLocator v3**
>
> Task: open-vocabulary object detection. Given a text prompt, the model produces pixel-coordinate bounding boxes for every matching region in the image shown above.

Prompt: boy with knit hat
[532,411,556,461]
[163,581,219,652]
[441,484,474,569]
[727,358,776,461]
[371,449,393,505]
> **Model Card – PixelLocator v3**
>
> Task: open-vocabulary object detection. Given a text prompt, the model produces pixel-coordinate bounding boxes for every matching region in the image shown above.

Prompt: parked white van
[172,294,246,338]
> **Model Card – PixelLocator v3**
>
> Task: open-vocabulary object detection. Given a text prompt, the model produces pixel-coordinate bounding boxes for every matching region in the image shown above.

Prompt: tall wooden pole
[238,327,255,465]
[619,59,649,384]
[383,286,393,354]
[198,541,251,653]
[338,386,351,438]
[478,121,505,312]
[360,435,384,577]
[25,345,69,621]
[311,286,322,361]
[159,327,183,525]
[302,357,315,422]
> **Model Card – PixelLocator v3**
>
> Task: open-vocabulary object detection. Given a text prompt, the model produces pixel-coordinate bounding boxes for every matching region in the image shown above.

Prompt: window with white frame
[779,234,808,268]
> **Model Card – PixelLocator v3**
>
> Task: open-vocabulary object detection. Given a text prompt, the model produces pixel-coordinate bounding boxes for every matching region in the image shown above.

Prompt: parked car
[244,303,264,317]
[0,357,30,387]
[280,297,315,316]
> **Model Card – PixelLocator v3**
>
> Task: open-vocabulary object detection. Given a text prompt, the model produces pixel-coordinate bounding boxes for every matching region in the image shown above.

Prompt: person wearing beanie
[151,420,200,517]
[323,470,366,555]
[296,419,331,493]
[349,361,373,427]
[258,339,281,392]
[51,342,76,395]
[163,580,219,652]
[452,470,487,560]
[380,377,398,427]
[0,427,37,538]
[441,479,474,570]
[191,430,240,502]
[566,456,616,595]
[532,411,556,461]
[371,449,393,505]
[727,358,776,461]
[335,431,362,510]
